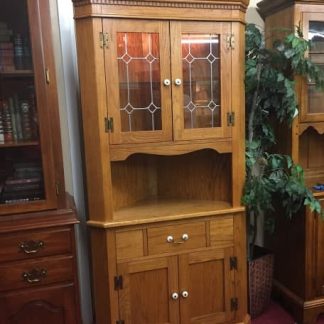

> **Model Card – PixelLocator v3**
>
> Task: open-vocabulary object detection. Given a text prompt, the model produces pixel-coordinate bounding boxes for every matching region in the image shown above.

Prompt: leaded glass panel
[308,21,324,114]
[181,34,221,129]
[117,32,162,132]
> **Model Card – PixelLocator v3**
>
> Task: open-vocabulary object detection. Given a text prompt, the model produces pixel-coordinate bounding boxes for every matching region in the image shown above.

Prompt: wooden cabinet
[104,19,232,144]
[73,0,249,323]
[0,0,80,322]
[0,0,66,215]
[0,207,80,324]
[259,1,324,323]
[113,216,240,324]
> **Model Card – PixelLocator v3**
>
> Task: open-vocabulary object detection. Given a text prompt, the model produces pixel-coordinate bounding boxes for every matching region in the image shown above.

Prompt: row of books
[0,21,32,71]
[0,162,44,204]
[0,93,38,143]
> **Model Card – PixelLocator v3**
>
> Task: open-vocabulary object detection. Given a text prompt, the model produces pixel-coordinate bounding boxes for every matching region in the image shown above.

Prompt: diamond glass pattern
[181,34,221,129]
[117,32,162,132]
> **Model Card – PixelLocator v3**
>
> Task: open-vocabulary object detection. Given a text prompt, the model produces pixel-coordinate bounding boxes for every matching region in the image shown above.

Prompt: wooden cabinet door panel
[179,247,235,323]
[117,256,179,324]
[0,283,78,324]
[170,21,232,141]
[104,19,172,144]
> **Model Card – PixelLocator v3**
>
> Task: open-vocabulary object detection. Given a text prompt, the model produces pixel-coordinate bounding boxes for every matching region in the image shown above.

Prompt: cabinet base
[273,279,324,324]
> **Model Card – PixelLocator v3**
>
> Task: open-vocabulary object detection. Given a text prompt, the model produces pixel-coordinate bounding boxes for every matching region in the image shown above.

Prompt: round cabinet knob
[163,79,171,86]
[171,292,179,300]
[182,233,189,241]
[167,235,174,243]
[181,290,189,298]
[174,78,182,86]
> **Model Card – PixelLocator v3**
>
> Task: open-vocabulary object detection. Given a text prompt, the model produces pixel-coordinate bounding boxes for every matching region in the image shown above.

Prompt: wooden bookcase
[259,1,324,323]
[72,0,249,323]
[0,0,80,323]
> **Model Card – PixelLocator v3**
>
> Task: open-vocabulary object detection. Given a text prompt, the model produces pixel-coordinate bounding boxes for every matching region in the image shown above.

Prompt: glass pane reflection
[181,34,221,129]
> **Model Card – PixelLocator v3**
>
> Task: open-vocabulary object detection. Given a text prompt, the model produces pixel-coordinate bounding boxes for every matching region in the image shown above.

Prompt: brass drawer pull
[22,268,47,284]
[166,233,189,244]
[19,240,45,254]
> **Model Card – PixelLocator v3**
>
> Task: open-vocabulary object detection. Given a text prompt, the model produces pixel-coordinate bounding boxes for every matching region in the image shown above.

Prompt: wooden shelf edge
[299,122,324,135]
[0,194,79,233]
[87,206,245,229]
[110,139,232,161]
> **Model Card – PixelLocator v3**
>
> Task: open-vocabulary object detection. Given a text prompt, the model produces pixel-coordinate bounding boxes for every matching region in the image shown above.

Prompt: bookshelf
[0,0,80,323]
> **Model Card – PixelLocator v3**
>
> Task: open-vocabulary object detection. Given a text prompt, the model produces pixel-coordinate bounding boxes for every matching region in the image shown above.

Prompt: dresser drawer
[147,221,206,255]
[0,255,74,292]
[0,227,73,262]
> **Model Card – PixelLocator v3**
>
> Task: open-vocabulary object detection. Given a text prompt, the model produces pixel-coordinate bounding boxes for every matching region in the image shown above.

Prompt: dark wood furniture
[259,1,324,323]
[0,0,80,323]
[72,0,249,323]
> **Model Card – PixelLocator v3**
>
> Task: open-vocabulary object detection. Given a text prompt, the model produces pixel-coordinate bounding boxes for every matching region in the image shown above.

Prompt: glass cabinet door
[301,13,324,122]
[171,22,232,141]
[0,0,59,214]
[104,19,172,144]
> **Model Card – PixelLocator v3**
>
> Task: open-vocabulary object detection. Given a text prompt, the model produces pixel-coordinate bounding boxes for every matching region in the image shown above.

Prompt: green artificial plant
[243,24,324,260]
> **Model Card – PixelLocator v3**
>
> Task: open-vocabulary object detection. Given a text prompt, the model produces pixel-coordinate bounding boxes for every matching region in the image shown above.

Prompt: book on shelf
[0,93,38,144]
[0,161,44,204]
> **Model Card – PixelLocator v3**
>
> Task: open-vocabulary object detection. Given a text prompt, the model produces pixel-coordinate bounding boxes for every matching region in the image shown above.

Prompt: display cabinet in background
[259,1,324,323]
[0,0,80,323]
[73,0,249,323]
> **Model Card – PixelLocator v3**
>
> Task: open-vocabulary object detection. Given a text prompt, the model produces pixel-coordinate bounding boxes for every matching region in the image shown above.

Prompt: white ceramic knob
[167,235,174,243]
[163,79,171,86]
[171,292,179,300]
[182,233,189,241]
[181,290,189,298]
[174,78,182,86]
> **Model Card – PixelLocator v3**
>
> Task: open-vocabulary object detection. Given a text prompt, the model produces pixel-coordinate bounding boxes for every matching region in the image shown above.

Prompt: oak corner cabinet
[72,0,249,323]
[0,0,80,323]
[259,0,324,323]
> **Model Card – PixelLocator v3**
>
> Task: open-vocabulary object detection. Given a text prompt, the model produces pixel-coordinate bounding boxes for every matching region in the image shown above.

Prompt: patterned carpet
[252,301,324,324]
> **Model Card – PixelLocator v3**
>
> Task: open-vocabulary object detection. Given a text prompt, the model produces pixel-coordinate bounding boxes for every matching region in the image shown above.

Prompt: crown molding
[72,0,249,10]
[258,0,324,18]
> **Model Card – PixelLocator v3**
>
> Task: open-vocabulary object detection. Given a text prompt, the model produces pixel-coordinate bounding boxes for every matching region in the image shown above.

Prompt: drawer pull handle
[166,234,189,244]
[22,268,47,284]
[171,292,179,300]
[181,290,189,298]
[20,240,45,254]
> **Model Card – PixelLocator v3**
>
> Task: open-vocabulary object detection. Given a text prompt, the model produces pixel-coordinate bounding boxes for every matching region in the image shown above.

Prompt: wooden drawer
[0,255,74,292]
[0,227,73,263]
[147,221,206,255]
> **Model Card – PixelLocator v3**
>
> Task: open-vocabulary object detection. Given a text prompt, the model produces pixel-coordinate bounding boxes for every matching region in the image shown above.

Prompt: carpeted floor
[252,301,324,324]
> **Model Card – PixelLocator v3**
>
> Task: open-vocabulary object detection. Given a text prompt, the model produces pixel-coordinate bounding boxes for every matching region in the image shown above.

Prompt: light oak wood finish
[73,0,248,322]
[261,1,324,323]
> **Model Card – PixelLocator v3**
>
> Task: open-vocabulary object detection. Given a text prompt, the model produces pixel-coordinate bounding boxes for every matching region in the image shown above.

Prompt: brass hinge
[105,117,114,133]
[45,68,50,84]
[226,34,235,50]
[230,256,238,270]
[231,297,238,311]
[116,321,125,324]
[99,32,110,49]
[55,182,60,196]
[114,275,123,290]
[227,112,235,126]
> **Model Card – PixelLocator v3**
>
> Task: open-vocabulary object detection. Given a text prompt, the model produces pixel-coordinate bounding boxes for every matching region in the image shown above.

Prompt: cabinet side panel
[231,22,245,207]
[264,6,295,48]
[75,18,113,221]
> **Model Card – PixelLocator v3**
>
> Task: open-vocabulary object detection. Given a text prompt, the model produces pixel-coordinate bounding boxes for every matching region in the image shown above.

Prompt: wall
[49,1,93,323]
[247,0,264,27]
